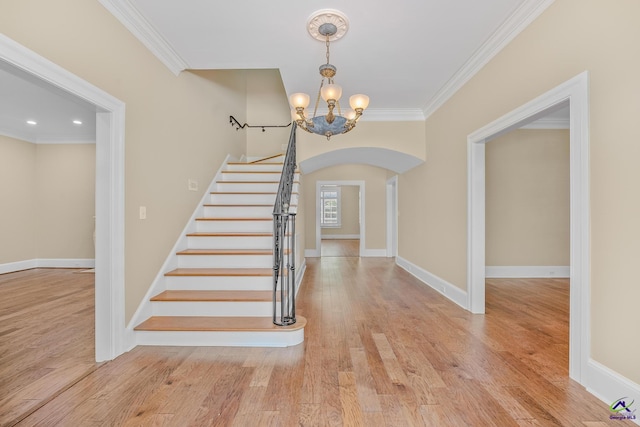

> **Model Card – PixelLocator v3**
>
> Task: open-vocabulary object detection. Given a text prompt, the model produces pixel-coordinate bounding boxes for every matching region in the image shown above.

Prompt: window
[320,186,341,227]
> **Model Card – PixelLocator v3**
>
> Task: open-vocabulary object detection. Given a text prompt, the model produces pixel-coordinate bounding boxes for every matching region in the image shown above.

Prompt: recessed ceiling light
[73,120,83,125]
[26,120,37,125]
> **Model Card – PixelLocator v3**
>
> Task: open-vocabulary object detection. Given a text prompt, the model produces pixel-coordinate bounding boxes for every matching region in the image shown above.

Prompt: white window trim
[320,185,341,228]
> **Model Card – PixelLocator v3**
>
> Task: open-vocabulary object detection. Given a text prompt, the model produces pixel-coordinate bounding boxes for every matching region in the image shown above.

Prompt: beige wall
[486,129,569,266]
[0,136,95,263]
[322,185,360,237]
[399,0,640,383]
[297,120,426,164]
[0,135,37,263]
[303,164,386,252]
[0,0,247,321]
[245,69,292,158]
[35,144,96,259]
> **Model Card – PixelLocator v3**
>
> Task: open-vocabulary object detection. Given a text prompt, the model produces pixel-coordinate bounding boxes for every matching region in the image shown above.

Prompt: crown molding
[422,0,556,119]
[98,0,189,75]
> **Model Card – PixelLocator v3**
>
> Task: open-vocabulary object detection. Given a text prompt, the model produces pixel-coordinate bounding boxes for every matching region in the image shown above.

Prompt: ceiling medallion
[306,9,349,42]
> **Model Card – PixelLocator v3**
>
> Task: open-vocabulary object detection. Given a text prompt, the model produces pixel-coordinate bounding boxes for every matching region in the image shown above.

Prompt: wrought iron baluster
[273,123,298,326]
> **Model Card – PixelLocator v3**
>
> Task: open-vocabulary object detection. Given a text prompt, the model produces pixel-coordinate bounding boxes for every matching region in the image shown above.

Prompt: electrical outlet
[139,206,146,220]
[188,179,198,191]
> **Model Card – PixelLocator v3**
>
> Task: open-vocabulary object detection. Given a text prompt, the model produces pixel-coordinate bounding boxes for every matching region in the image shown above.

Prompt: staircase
[132,155,306,347]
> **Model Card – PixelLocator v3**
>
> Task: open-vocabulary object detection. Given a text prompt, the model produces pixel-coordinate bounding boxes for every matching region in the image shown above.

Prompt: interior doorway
[316,180,365,257]
[467,71,590,384]
[0,34,126,361]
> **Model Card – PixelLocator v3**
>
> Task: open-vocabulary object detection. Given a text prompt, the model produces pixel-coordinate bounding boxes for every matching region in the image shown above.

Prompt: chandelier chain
[324,35,341,116]
[325,35,330,64]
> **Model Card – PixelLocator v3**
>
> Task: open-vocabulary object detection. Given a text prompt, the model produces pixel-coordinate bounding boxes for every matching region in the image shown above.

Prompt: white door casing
[0,34,126,362]
[467,71,590,383]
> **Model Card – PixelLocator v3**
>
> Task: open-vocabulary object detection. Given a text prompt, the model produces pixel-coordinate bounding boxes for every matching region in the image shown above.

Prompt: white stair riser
[209,193,277,205]
[136,329,304,347]
[220,172,300,182]
[215,183,299,193]
[196,220,273,233]
[187,235,273,249]
[151,301,277,317]
[165,275,273,291]
[203,205,274,218]
[177,254,272,268]
[225,164,284,172]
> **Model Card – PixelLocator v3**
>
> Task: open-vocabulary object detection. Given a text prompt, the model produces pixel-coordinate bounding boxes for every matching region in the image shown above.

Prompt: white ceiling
[0,60,96,144]
[101,0,554,120]
[0,1,565,144]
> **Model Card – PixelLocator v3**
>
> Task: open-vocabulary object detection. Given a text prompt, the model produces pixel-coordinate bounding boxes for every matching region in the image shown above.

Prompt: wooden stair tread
[151,290,272,302]
[165,268,272,277]
[134,316,306,332]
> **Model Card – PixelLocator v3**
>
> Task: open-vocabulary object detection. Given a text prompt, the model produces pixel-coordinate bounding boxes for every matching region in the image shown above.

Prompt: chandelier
[289,10,369,140]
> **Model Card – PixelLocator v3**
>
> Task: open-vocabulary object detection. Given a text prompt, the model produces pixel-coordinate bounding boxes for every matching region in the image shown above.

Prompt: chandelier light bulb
[345,109,357,120]
[349,94,370,111]
[321,84,342,102]
[289,93,310,109]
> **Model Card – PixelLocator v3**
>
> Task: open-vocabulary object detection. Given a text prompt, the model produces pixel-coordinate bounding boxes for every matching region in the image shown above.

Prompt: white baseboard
[305,248,387,258]
[362,249,387,257]
[0,258,95,274]
[305,249,320,258]
[485,265,570,278]
[586,359,640,425]
[396,256,468,309]
[320,234,360,240]
[0,259,36,274]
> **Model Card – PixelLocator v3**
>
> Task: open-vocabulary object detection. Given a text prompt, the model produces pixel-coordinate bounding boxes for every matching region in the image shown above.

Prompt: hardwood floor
[8,263,630,426]
[321,239,360,257]
[0,268,97,427]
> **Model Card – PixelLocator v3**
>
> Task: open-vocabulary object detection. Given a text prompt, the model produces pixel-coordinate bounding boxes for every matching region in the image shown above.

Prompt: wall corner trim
[396,256,468,309]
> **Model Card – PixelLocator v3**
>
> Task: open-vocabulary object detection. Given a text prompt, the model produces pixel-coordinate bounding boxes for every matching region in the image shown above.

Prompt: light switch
[139,206,146,220]
[188,179,198,191]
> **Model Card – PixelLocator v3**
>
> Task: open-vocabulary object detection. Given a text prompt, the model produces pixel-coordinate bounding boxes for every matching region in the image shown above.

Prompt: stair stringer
[126,154,307,349]
[124,154,235,350]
